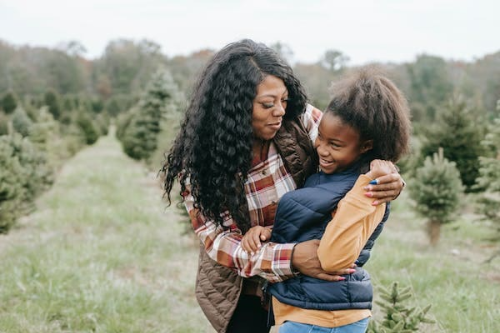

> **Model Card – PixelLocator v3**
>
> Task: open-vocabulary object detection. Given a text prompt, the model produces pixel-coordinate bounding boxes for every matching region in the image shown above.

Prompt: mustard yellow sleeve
[317,175,386,272]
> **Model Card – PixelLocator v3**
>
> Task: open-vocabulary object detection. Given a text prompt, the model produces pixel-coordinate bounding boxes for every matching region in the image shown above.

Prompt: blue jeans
[279,317,369,333]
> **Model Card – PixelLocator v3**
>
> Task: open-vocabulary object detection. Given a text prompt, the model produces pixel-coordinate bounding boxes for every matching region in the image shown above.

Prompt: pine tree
[409,148,464,245]
[0,112,9,136]
[420,97,486,191]
[395,136,422,178]
[75,109,99,145]
[29,107,59,147]
[0,133,54,232]
[95,113,110,136]
[5,133,54,204]
[475,155,500,235]
[105,98,121,117]
[116,110,135,141]
[29,107,83,167]
[121,110,156,160]
[0,139,24,232]
[367,282,435,333]
[120,67,179,161]
[12,106,33,137]
[474,110,500,259]
[1,91,18,115]
[44,89,62,120]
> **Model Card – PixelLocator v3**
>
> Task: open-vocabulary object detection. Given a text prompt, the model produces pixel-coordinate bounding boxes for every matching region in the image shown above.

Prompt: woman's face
[252,75,288,140]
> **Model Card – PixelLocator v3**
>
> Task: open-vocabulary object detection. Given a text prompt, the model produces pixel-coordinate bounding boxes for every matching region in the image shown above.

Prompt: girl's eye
[262,103,274,109]
[330,142,341,148]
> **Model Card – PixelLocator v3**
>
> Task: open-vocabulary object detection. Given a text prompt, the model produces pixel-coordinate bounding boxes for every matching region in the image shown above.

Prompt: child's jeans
[278,317,369,333]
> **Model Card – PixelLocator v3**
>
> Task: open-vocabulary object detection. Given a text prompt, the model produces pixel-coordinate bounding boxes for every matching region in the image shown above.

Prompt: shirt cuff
[273,243,297,279]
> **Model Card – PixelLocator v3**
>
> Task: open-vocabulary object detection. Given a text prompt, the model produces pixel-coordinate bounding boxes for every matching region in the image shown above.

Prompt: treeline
[1,38,499,240]
[0,39,210,118]
[2,38,499,122]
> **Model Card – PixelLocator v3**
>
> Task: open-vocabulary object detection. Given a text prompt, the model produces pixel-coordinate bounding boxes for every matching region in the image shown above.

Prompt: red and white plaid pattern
[183,105,322,283]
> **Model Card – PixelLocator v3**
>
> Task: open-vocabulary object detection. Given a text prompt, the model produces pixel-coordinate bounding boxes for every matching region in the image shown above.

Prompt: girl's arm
[317,160,393,272]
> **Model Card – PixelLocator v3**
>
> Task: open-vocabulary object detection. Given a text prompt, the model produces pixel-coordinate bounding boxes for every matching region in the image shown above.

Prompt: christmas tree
[409,148,464,245]
[368,282,435,333]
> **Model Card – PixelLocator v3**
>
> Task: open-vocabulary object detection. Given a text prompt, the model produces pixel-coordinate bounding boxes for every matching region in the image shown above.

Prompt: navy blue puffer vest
[268,165,390,310]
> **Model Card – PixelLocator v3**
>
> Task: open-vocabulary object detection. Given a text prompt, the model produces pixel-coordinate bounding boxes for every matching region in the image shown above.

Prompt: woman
[161,39,404,333]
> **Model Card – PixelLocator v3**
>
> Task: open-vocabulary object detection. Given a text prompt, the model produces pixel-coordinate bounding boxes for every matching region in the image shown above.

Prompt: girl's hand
[241,226,272,255]
[364,159,405,205]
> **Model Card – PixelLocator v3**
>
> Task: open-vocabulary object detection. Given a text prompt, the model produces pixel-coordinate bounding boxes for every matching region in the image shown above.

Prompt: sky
[0,0,499,65]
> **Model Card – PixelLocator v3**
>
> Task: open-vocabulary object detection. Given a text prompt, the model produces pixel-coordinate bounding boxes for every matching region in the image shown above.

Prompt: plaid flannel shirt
[183,105,322,283]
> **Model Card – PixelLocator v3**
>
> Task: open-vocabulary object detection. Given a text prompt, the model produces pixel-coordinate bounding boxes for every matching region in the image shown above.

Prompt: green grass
[0,133,214,333]
[367,194,500,333]
[1,133,499,332]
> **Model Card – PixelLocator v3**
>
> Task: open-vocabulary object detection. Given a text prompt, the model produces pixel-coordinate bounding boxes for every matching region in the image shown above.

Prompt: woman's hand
[241,226,272,254]
[364,159,405,205]
[291,240,355,281]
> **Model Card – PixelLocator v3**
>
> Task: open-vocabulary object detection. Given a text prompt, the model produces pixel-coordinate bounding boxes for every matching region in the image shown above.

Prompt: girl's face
[252,75,288,140]
[314,113,373,174]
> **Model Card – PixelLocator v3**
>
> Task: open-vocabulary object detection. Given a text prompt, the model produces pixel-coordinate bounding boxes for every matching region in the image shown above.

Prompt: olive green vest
[195,117,317,332]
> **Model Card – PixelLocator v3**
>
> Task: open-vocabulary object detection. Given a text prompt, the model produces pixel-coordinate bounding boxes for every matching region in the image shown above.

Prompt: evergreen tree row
[0,94,110,233]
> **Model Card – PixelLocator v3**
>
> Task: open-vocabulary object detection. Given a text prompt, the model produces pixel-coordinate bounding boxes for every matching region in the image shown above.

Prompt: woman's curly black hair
[326,66,411,168]
[161,39,307,232]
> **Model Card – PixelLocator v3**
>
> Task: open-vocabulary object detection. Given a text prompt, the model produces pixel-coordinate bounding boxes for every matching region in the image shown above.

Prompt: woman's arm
[185,185,350,283]
[184,186,296,283]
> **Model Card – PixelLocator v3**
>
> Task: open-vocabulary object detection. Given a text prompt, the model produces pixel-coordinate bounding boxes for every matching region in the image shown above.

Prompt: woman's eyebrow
[257,90,289,99]
[257,94,278,99]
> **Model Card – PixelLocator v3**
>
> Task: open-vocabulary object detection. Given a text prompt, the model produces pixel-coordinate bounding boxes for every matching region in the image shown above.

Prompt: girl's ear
[360,140,373,154]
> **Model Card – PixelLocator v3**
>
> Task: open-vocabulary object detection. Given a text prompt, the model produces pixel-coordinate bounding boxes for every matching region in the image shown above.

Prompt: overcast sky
[0,0,499,65]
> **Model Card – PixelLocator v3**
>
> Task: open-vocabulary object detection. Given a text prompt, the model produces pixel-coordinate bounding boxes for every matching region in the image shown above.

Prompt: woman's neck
[252,138,270,165]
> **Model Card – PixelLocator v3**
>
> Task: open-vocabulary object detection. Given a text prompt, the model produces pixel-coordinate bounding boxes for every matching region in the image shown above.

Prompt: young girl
[241,67,411,333]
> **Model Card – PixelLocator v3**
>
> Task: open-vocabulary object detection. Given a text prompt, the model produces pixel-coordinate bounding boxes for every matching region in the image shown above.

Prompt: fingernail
[348,269,356,274]
[338,277,346,281]
[365,192,373,197]
[372,201,379,206]
[251,252,255,256]
[258,244,261,248]
[369,179,378,185]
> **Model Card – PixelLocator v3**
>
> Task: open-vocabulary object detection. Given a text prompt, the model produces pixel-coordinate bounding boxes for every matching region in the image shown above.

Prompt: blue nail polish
[369,179,378,185]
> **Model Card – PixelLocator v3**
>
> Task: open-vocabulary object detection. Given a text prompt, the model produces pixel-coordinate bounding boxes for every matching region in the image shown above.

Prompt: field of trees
[1,38,499,332]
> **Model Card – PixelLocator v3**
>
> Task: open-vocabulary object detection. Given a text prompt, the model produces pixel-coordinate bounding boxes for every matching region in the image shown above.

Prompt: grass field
[367,194,500,333]
[0,133,213,333]
[0,132,499,332]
